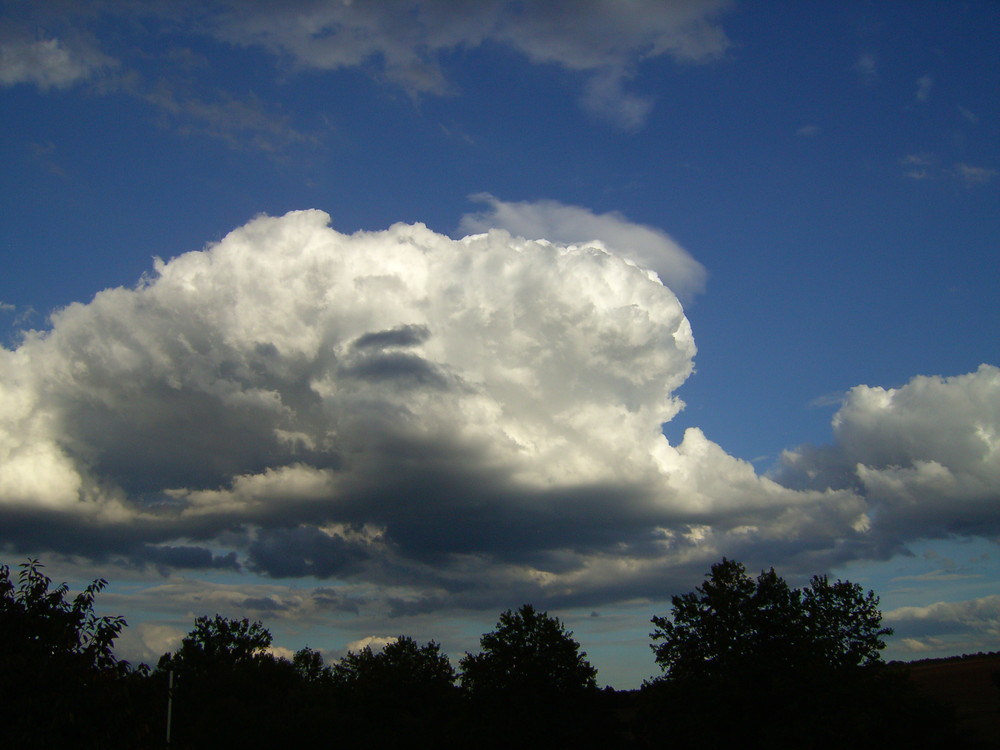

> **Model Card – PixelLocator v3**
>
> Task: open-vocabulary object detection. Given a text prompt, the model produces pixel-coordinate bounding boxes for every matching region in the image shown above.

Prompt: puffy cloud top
[2,210,994,613]
[778,365,1000,543]
[459,195,707,304]
[0,211,712,605]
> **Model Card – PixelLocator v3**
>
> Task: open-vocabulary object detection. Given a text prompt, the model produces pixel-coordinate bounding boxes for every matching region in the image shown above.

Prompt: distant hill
[900,652,1000,748]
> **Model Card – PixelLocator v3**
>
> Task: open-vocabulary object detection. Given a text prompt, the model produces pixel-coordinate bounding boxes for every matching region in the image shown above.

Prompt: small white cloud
[0,36,112,91]
[897,636,949,653]
[890,569,980,583]
[345,635,398,653]
[899,153,935,180]
[114,622,184,666]
[795,124,820,137]
[957,105,978,123]
[266,644,297,660]
[915,74,933,103]
[144,85,316,153]
[459,194,707,303]
[887,595,1000,636]
[579,68,654,132]
[952,162,997,187]
[854,52,877,84]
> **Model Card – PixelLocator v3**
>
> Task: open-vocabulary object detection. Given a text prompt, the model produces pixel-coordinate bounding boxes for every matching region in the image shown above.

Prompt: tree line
[0,557,979,749]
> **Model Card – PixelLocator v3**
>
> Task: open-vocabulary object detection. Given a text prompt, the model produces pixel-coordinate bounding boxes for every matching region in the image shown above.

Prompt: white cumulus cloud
[345,635,398,653]
[886,595,1000,654]
[777,365,1000,547]
[458,195,708,304]
[0,209,871,612]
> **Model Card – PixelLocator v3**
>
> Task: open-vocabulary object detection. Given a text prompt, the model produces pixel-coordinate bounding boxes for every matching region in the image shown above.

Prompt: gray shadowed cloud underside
[1,210,998,614]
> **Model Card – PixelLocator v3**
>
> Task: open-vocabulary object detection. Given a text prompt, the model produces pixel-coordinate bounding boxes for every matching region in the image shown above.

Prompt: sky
[1,0,998,688]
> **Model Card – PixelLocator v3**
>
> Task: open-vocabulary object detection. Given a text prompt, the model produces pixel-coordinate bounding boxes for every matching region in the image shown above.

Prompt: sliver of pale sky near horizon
[1,1,998,688]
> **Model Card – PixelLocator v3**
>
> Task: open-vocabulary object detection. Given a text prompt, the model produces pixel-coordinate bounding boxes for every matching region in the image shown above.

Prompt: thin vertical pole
[166,669,174,748]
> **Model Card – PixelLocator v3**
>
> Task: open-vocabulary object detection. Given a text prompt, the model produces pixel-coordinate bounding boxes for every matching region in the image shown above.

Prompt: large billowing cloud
[1,209,876,612]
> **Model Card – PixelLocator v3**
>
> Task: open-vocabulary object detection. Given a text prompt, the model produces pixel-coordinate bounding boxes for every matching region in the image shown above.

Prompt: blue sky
[1,1,998,687]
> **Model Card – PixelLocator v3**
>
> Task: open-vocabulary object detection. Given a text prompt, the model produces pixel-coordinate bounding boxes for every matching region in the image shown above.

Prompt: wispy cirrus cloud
[952,162,997,187]
[915,74,933,103]
[899,154,996,187]
[7,0,734,133]
[854,52,877,85]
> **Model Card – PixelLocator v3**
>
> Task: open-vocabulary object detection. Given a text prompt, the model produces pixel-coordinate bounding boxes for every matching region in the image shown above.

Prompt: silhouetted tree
[640,558,960,750]
[460,604,610,748]
[327,636,461,746]
[460,603,597,698]
[802,572,893,669]
[650,558,892,682]
[156,614,300,749]
[158,614,273,672]
[292,644,330,683]
[331,635,455,694]
[0,559,145,748]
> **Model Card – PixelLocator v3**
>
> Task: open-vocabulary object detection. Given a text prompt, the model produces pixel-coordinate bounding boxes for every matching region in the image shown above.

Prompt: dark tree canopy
[649,558,892,681]
[0,557,968,750]
[460,603,598,698]
[637,559,939,750]
[1,559,128,676]
[331,635,456,694]
[158,613,273,672]
[156,615,303,748]
[292,644,329,683]
[0,559,140,748]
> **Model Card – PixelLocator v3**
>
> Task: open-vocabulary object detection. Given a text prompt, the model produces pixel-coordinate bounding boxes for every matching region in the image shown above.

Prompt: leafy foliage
[459,604,610,748]
[802,572,893,669]
[328,636,462,746]
[292,644,329,683]
[460,603,598,698]
[0,559,143,748]
[331,635,456,693]
[0,558,128,675]
[649,558,892,681]
[640,559,961,750]
[0,557,968,748]
[158,613,273,672]
[156,614,303,748]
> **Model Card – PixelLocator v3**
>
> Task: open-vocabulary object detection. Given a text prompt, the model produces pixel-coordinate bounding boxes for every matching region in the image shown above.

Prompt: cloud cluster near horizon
[777,366,1000,545]
[1,208,997,614]
[887,594,1000,655]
